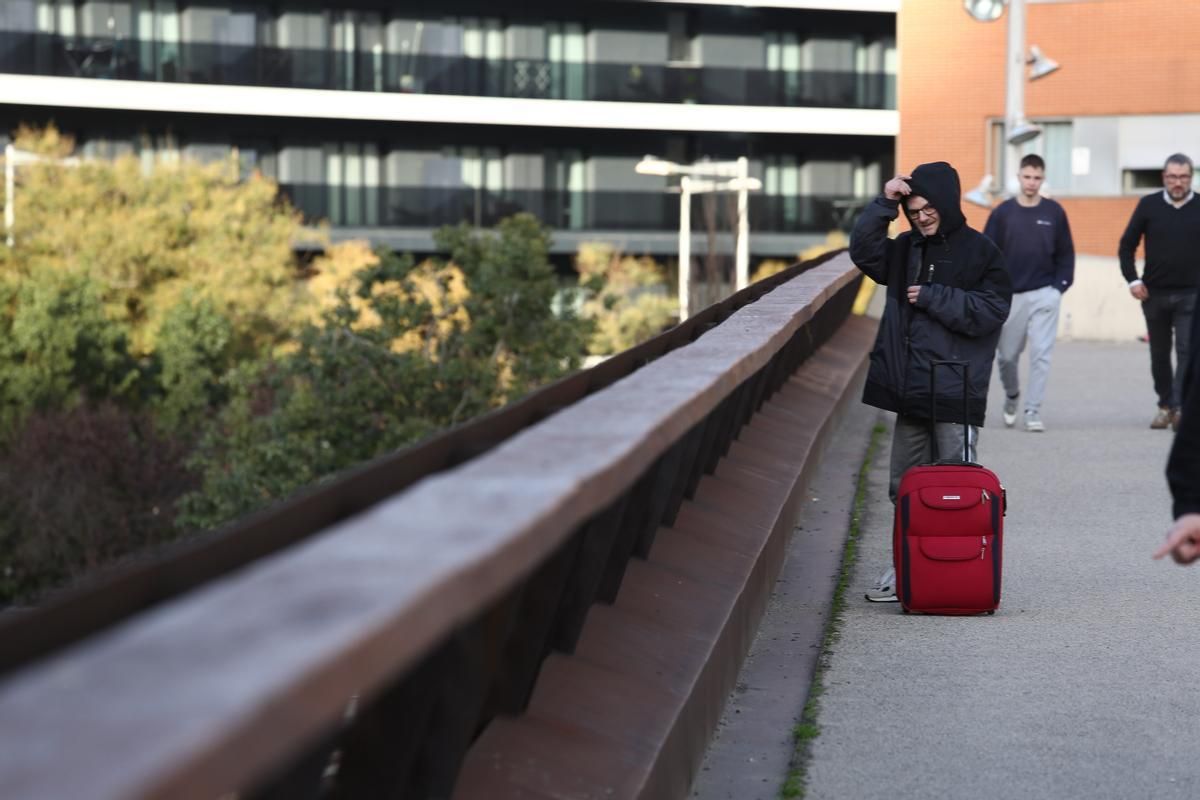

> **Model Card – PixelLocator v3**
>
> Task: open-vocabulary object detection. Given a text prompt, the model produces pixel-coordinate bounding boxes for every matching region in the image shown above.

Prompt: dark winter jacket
[1168,305,1200,519]
[849,162,1012,426]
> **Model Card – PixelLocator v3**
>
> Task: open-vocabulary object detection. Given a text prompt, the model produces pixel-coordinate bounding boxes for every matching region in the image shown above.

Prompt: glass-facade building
[0,0,897,258]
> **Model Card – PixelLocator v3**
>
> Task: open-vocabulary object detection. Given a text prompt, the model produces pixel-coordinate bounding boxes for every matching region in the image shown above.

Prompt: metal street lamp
[964,174,1001,208]
[635,155,761,321]
[963,0,1062,197]
[1000,0,1037,192]
[963,0,1005,22]
[1028,45,1059,80]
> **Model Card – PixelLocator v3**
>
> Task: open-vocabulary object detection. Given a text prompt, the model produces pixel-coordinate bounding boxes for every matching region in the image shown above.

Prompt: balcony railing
[279,185,872,232]
[0,32,896,110]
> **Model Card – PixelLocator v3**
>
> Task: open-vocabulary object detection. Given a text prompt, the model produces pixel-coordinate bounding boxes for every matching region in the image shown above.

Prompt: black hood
[905,161,967,237]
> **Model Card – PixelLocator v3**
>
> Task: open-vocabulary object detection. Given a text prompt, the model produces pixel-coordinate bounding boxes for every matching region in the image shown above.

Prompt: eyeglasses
[1165,173,1193,183]
[906,204,938,220]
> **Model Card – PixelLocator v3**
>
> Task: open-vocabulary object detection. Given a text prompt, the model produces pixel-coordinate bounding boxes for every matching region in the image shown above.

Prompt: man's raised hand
[884,175,913,201]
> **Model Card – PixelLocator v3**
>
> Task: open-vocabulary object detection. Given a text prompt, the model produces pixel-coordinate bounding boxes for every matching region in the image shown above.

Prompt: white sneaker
[1024,410,1045,433]
[1003,394,1019,427]
[865,566,899,602]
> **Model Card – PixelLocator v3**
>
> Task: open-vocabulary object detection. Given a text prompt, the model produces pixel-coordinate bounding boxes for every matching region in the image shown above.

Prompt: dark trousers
[1143,289,1197,409]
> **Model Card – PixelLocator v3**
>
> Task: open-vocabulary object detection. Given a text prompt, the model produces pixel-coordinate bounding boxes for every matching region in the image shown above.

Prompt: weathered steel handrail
[0,253,863,799]
[0,250,843,680]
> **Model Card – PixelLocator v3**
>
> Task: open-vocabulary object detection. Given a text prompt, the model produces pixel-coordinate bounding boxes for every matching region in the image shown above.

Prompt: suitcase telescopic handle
[929,359,970,463]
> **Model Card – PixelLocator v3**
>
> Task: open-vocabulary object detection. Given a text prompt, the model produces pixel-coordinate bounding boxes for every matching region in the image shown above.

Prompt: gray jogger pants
[888,414,979,503]
[996,285,1062,414]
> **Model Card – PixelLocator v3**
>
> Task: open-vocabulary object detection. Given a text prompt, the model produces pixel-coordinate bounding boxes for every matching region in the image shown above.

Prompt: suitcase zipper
[980,535,987,559]
[981,488,990,504]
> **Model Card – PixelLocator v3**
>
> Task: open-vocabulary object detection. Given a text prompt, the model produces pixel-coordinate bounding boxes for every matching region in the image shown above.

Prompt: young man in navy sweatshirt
[1118,153,1200,430]
[983,154,1075,433]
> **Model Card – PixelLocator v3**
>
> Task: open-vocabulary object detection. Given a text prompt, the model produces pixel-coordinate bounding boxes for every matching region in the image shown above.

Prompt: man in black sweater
[1118,152,1200,430]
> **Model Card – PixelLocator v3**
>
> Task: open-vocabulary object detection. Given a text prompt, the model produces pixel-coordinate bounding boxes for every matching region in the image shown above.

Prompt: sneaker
[865,566,899,602]
[865,585,899,602]
[1024,410,1045,433]
[1172,408,1182,432]
[1003,394,1019,427]
[1151,407,1173,429]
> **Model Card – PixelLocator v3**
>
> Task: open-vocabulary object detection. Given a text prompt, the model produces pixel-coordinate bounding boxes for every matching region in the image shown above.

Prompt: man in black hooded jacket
[851,162,1012,600]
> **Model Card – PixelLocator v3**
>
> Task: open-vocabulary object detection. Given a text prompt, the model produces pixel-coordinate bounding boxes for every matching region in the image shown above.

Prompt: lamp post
[678,175,692,320]
[963,0,1060,203]
[5,143,80,247]
[635,155,761,321]
[1002,0,1036,194]
[734,156,750,294]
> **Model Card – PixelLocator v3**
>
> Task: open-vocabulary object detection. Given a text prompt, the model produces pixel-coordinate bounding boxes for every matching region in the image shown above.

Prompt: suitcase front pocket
[918,535,988,562]
[918,487,987,510]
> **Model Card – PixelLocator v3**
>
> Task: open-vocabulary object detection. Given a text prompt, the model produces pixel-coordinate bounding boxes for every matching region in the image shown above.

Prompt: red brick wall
[897,0,1200,256]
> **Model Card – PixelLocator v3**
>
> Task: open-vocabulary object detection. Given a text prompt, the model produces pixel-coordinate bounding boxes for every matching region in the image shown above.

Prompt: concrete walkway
[806,340,1200,799]
[693,338,1200,799]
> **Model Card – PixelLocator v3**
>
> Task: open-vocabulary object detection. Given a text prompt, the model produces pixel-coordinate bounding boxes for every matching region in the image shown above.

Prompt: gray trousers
[996,285,1061,414]
[889,414,978,503]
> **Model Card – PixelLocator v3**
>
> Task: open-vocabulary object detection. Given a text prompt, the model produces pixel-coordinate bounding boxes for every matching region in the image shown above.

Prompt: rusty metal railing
[0,252,864,800]
[0,249,845,680]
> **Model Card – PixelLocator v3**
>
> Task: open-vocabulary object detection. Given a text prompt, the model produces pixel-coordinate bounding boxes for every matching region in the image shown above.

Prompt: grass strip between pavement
[780,420,887,799]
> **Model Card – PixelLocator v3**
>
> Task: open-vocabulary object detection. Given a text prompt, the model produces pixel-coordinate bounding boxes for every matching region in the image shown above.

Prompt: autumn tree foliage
[0,128,598,601]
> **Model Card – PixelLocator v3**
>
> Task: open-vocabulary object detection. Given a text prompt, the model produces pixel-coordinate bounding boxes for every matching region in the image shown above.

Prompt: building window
[1123,169,1164,193]
[326,142,381,227]
[546,21,585,100]
[277,10,328,88]
[331,11,384,92]
[764,31,801,105]
[545,148,585,229]
[764,154,800,229]
[133,0,179,81]
[667,11,694,64]
[0,0,36,32]
[989,119,1073,195]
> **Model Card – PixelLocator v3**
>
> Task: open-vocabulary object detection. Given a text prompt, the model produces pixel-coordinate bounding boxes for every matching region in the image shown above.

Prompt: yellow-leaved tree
[576,242,677,356]
[305,242,472,359]
[750,230,849,283]
[0,124,318,356]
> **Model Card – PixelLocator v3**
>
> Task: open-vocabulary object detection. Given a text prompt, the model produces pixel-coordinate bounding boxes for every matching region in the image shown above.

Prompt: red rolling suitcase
[894,360,1005,615]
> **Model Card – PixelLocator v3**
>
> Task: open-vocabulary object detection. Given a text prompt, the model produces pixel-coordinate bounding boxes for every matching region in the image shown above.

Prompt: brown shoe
[1152,407,1172,429]
[1172,409,1182,432]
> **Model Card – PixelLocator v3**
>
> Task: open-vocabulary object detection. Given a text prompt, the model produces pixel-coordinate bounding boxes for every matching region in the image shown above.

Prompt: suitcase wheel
[986,610,995,616]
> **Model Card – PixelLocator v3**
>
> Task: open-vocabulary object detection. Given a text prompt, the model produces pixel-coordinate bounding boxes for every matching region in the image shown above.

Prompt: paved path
[806,340,1200,799]
[694,339,1200,799]
[691,397,879,799]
